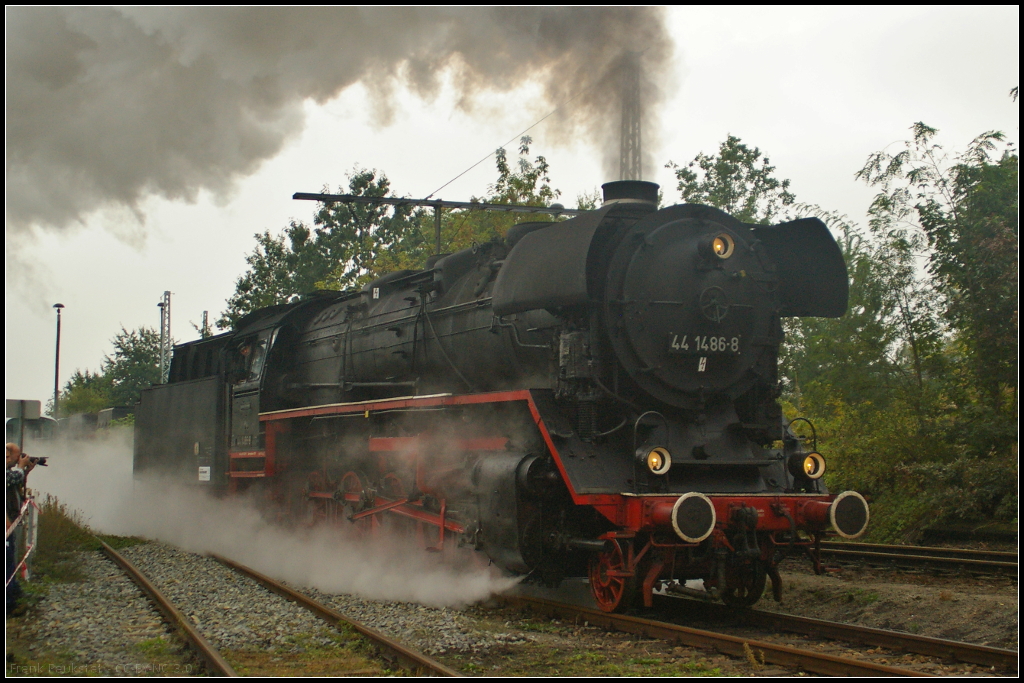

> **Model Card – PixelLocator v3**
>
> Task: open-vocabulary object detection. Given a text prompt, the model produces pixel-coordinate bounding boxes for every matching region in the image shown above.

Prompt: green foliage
[218,169,418,329]
[89,533,148,551]
[103,326,163,407]
[575,188,602,211]
[308,170,423,290]
[784,125,1017,539]
[857,123,1018,413]
[842,123,1019,536]
[53,369,111,417]
[782,207,943,411]
[31,495,94,582]
[192,314,214,339]
[666,135,795,224]
[220,137,566,328]
[49,326,162,417]
[109,414,135,428]
[844,589,880,605]
[457,137,561,243]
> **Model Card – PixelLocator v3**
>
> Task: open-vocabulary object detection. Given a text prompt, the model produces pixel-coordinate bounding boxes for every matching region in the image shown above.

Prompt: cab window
[234,329,277,385]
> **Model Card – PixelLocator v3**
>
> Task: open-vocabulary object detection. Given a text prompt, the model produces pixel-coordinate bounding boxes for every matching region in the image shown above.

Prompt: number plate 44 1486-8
[668,333,741,355]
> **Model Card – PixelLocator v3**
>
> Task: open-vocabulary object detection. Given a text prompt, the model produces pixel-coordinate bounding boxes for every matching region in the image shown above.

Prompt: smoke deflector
[751,218,849,318]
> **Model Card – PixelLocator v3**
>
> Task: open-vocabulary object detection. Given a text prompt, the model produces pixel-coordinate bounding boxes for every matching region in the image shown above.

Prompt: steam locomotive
[135,181,868,612]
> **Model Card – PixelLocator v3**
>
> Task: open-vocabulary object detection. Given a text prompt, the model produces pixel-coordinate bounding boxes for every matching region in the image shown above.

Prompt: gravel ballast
[7,550,191,676]
[302,586,530,656]
[118,543,331,652]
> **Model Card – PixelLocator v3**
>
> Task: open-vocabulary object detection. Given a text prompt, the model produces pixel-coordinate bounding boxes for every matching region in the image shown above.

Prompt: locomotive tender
[135,181,869,611]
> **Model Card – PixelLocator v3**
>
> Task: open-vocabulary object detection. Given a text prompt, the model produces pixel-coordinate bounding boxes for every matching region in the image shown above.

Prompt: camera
[28,455,48,467]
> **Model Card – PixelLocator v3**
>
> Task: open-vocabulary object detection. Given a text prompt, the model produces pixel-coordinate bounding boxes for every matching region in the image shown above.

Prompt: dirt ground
[428,559,1018,677]
[761,561,1018,650]
[434,605,791,677]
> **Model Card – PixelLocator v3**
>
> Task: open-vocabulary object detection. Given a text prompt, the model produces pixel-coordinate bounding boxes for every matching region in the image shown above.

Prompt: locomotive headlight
[639,447,672,475]
[712,234,735,259]
[700,232,736,261]
[788,451,826,480]
[802,452,826,479]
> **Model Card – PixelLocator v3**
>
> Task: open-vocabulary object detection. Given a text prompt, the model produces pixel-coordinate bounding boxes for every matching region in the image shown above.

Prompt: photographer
[6,443,37,518]
[6,443,36,611]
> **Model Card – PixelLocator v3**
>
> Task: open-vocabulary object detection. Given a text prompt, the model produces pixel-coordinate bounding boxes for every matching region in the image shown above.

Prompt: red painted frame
[259,390,838,537]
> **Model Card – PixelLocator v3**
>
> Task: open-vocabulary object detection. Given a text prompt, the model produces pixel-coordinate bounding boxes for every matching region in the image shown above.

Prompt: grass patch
[134,636,174,657]
[844,589,880,605]
[677,660,724,676]
[516,620,565,633]
[222,627,391,677]
[446,642,725,677]
[21,494,147,584]
[84,534,149,551]
[568,651,608,664]
[626,657,663,666]
[29,495,94,582]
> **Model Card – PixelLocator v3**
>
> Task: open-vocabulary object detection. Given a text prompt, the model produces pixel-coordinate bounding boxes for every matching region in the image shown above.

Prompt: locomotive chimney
[601,180,659,208]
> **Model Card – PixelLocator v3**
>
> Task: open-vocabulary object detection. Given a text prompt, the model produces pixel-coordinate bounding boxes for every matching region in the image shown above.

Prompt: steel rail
[211,554,462,677]
[97,540,239,677]
[817,544,1017,574]
[656,594,1018,671]
[820,541,1018,564]
[501,595,931,677]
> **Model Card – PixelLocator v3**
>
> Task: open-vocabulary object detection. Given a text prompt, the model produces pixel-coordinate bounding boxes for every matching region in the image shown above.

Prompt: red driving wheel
[588,540,638,613]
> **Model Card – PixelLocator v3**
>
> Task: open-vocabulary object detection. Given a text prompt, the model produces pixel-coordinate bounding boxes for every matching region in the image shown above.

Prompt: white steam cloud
[6,7,673,234]
[26,433,518,607]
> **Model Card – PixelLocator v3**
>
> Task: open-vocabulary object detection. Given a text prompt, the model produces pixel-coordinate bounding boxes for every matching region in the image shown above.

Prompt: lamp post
[53,303,65,417]
[157,291,171,383]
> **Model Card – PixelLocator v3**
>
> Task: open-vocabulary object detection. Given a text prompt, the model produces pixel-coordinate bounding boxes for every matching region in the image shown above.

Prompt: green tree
[51,370,111,417]
[856,123,1018,413]
[464,137,561,239]
[103,326,163,407]
[49,326,163,416]
[666,135,796,224]
[853,123,1018,529]
[782,206,943,410]
[779,124,1019,538]
[218,169,417,329]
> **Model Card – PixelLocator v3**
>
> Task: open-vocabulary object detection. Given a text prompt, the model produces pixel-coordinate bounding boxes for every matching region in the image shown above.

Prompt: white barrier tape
[5,498,36,540]
[5,497,39,588]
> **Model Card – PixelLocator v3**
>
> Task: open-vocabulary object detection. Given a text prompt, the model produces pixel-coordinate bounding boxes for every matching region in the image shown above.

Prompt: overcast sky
[5,6,1018,408]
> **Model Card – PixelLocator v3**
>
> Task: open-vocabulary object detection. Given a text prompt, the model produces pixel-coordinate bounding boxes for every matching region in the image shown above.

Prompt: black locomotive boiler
[135,181,869,612]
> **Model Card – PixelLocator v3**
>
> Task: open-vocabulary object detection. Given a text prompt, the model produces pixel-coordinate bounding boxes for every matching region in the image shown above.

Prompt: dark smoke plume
[6,7,672,233]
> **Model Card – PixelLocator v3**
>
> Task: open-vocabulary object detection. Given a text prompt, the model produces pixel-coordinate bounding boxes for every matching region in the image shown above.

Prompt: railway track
[655,592,1018,672]
[818,541,1018,575]
[210,554,460,677]
[98,540,238,676]
[98,540,458,676]
[502,594,1016,677]
[92,539,1014,677]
